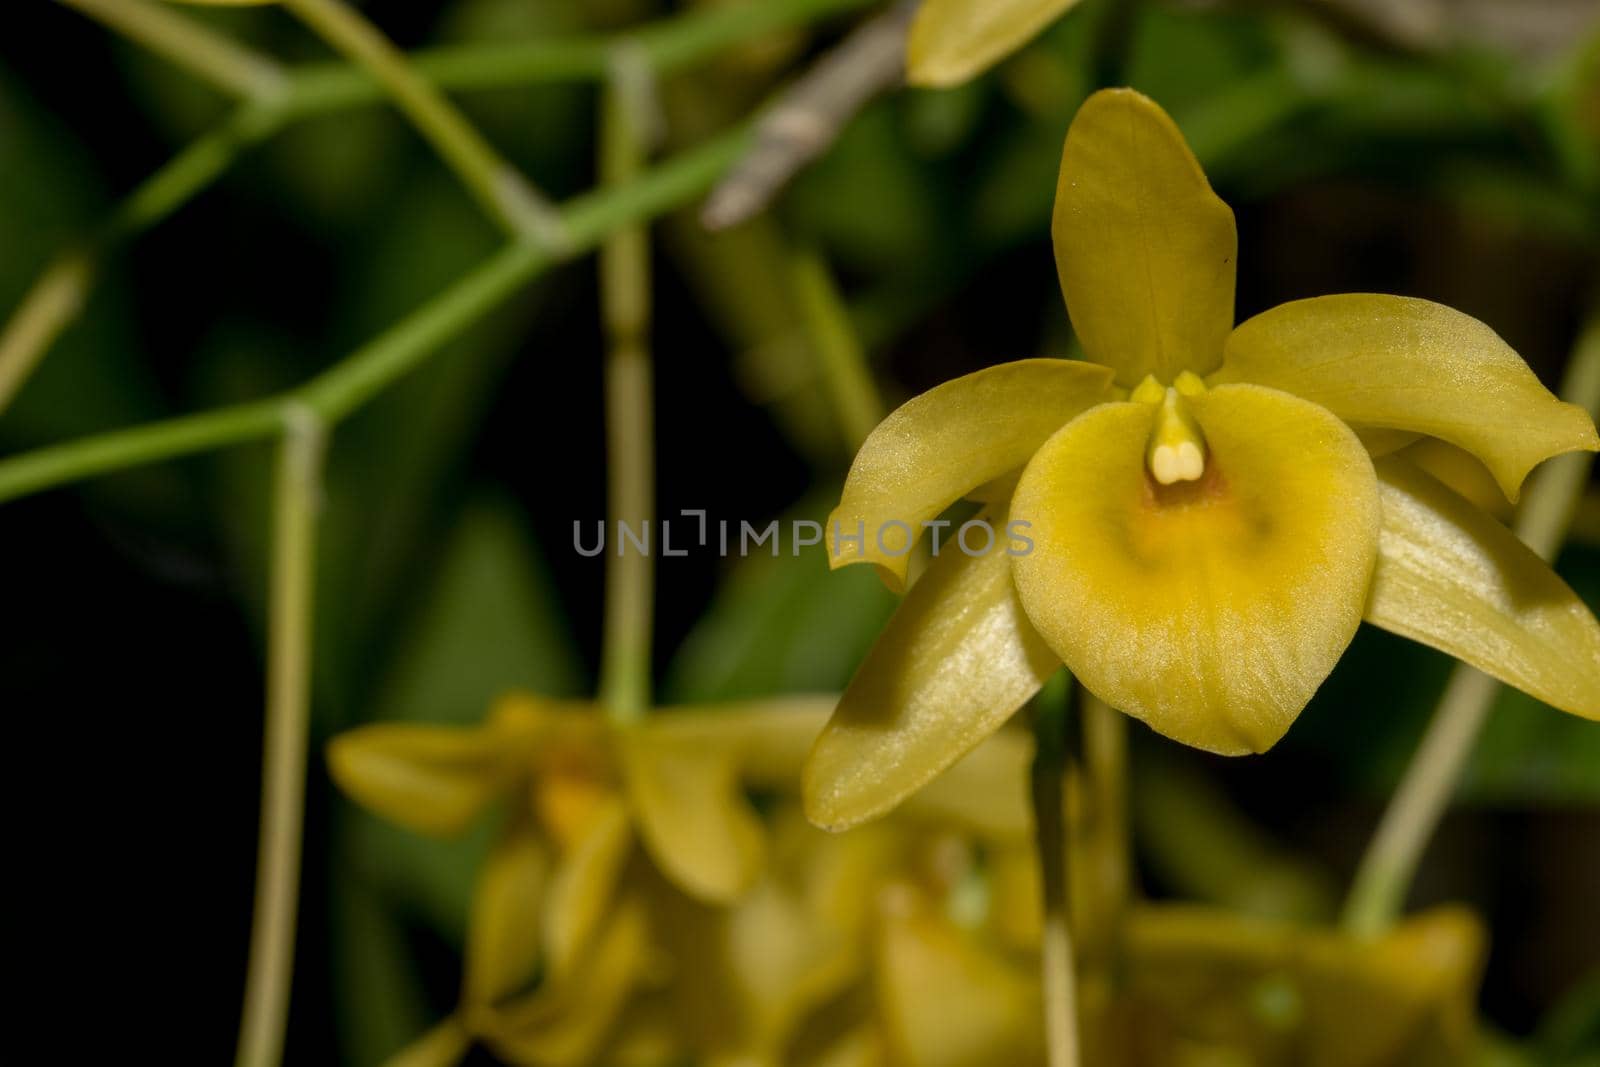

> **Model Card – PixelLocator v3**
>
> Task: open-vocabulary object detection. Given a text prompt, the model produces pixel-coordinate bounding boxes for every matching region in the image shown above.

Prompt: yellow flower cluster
[327,79,1595,1067]
[331,691,1484,1067]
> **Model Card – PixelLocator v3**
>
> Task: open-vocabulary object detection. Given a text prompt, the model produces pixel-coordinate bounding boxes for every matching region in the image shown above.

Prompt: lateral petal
[828,359,1115,590]
[541,795,634,981]
[325,722,516,837]
[806,508,1060,831]
[464,822,549,1007]
[875,889,1045,1067]
[1366,457,1600,720]
[1217,294,1599,500]
[1053,88,1238,386]
[907,0,1084,88]
[1011,385,1380,755]
[621,724,766,902]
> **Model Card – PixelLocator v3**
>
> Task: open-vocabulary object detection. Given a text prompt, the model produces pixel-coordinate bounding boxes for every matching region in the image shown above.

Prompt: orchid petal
[541,795,633,981]
[485,897,650,1067]
[384,1018,471,1067]
[828,359,1115,590]
[464,822,549,1007]
[1053,88,1237,386]
[907,0,1084,88]
[622,725,766,902]
[897,725,1035,840]
[648,696,836,790]
[1404,439,1513,521]
[1217,294,1599,500]
[1011,385,1380,755]
[806,509,1060,831]
[875,890,1045,1067]
[326,723,514,837]
[1366,457,1600,720]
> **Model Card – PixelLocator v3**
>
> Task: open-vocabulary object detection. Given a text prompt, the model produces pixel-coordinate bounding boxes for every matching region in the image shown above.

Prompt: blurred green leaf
[371,491,584,726]
[1536,970,1600,1067]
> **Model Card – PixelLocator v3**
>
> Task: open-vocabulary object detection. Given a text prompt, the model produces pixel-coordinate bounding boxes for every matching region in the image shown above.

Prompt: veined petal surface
[1366,457,1600,719]
[1011,385,1380,754]
[1217,294,1599,500]
[907,0,1083,88]
[806,510,1060,831]
[1053,89,1237,386]
[828,359,1113,589]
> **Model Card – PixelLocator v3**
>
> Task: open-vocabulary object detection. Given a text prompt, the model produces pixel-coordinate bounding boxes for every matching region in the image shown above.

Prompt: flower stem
[235,406,325,1067]
[1080,693,1129,970]
[6,0,867,413]
[787,245,884,452]
[1033,674,1082,1067]
[59,0,287,100]
[0,125,750,506]
[596,64,656,724]
[1341,317,1600,937]
[279,0,562,246]
[0,102,281,414]
[282,0,873,112]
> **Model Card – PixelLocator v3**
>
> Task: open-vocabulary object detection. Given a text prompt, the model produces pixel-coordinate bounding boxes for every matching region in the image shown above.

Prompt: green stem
[787,245,883,452]
[279,0,560,244]
[4,0,862,413]
[1033,675,1082,1067]
[0,103,282,414]
[1080,694,1130,971]
[0,125,750,506]
[1341,318,1600,937]
[596,64,656,723]
[59,0,286,100]
[235,407,325,1067]
[279,0,873,113]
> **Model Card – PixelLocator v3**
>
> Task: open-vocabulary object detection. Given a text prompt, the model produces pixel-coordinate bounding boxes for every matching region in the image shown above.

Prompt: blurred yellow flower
[330,692,831,1065]
[807,88,1600,830]
[330,693,1037,1066]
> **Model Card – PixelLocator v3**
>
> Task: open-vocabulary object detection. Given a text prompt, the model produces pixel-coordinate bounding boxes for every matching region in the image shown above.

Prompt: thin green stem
[1080,693,1129,972]
[1033,675,1082,1067]
[788,245,884,452]
[235,407,325,1067]
[279,0,873,114]
[596,64,656,723]
[6,0,860,413]
[1341,318,1600,937]
[279,0,561,244]
[59,0,287,100]
[0,103,283,414]
[0,125,750,506]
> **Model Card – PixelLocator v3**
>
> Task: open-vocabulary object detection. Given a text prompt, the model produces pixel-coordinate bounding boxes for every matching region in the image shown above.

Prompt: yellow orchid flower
[607,731,1036,1067]
[907,0,1085,88]
[807,87,1600,830]
[850,895,1485,1067]
[329,691,835,1066]
[331,693,1036,1066]
[1094,905,1486,1066]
